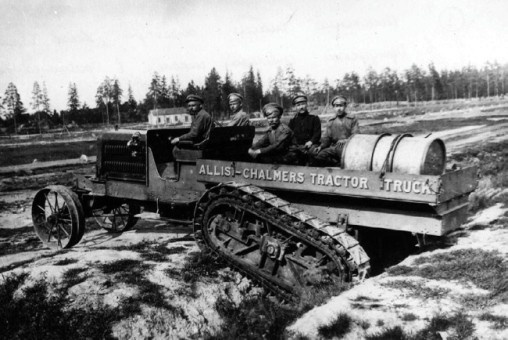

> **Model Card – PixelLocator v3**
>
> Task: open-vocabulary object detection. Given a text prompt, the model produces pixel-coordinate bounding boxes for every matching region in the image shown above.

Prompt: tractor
[31,125,477,298]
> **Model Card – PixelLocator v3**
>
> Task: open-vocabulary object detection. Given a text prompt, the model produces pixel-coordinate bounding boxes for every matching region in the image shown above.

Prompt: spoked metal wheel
[93,202,140,233]
[32,185,85,249]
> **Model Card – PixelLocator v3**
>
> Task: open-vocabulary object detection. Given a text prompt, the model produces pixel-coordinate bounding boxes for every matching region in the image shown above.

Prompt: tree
[169,76,181,107]
[204,67,222,118]
[41,82,50,112]
[147,72,162,109]
[96,77,113,125]
[127,85,137,108]
[301,75,318,97]
[404,64,426,104]
[111,79,123,124]
[242,66,258,114]
[363,67,380,104]
[427,63,444,100]
[159,75,171,108]
[31,81,43,134]
[321,78,331,107]
[256,71,264,112]
[282,66,301,101]
[270,67,285,105]
[221,71,237,118]
[124,85,138,121]
[3,83,25,133]
[67,83,80,113]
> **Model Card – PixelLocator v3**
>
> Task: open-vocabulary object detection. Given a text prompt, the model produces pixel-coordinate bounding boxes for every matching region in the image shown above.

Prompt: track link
[193,182,370,299]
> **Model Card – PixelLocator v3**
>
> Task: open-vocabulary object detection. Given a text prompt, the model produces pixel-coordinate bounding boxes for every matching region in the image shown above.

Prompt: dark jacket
[178,109,212,143]
[252,123,293,155]
[288,112,321,145]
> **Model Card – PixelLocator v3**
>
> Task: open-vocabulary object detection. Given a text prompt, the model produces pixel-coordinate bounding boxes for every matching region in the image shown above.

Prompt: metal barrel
[342,134,446,175]
[391,136,446,175]
[341,134,389,171]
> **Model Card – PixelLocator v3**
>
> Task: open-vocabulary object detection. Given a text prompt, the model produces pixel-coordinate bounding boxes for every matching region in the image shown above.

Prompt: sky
[1,0,507,112]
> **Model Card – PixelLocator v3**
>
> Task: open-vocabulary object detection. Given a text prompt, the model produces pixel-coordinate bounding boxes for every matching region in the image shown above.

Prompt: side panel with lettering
[196,160,439,204]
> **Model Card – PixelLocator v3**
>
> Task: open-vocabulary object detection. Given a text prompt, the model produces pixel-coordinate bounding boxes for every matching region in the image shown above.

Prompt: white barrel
[341,134,446,175]
[392,137,446,175]
[342,134,389,170]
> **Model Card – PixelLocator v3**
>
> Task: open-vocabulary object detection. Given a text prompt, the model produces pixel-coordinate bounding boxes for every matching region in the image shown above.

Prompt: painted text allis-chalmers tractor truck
[31,125,478,298]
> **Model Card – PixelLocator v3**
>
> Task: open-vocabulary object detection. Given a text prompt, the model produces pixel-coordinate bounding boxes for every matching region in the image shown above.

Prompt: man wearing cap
[248,103,293,163]
[288,93,321,164]
[171,94,212,146]
[313,95,359,166]
[227,93,250,126]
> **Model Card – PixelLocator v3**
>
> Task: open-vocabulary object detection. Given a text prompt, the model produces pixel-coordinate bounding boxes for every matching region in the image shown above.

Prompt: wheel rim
[93,202,139,233]
[32,186,82,249]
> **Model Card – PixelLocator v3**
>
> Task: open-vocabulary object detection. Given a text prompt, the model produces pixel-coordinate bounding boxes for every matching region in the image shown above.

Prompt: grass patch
[366,326,409,340]
[402,313,418,322]
[479,312,508,329]
[61,267,88,287]
[299,283,350,312]
[388,249,507,305]
[413,249,506,291]
[210,295,300,340]
[0,227,43,256]
[415,311,475,340]
[181,250,227,283]
[382,279,451,300]
[317,313,352,339]
[96,258,182,313]
[53,258,79,266]
[97,258,147,274]
[448,140,508,214]
[0,272,121,339]
[366,311,475,340]
[109,241,189,262]
[140,245,187,262]
[386,265,413,276]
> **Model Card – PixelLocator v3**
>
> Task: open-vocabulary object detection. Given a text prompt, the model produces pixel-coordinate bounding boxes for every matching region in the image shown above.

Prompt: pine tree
[147,72,162,109]
[204,67,222,118]
[127,85,137,108]
[428,63,444,101]
[221,72,237,117]
[256,71,264,112]
[41,82,50,112]
[96,77,112,125]
[68,83,80,112]
[242,66,257,114]
[31,81,43,134]
[3,83,25,134]
[111,79,123,124]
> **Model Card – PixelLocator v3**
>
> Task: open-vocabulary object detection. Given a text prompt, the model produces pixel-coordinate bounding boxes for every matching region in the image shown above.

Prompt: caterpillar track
[193,182,370,299]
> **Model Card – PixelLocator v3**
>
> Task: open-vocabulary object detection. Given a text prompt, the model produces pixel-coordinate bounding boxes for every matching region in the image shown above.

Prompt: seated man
[171,94,212,146]
[288,93,321,165]
[312,95,359,166]
[248,103,293,164]
[227,93,250,126]
[126,131,143,158]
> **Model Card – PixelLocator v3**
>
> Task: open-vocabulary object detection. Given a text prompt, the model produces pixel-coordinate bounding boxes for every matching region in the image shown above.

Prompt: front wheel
[32,185,85,249]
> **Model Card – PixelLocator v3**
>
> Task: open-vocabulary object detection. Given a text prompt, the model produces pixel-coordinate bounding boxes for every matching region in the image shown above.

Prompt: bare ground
[0,105,507,339]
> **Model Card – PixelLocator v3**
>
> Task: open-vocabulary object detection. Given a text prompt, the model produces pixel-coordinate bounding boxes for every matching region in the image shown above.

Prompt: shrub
[211,295,300,340]
[317,313,352,339]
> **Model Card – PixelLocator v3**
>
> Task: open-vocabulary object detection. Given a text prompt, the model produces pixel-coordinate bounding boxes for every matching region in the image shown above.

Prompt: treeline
[1,61,507,134]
